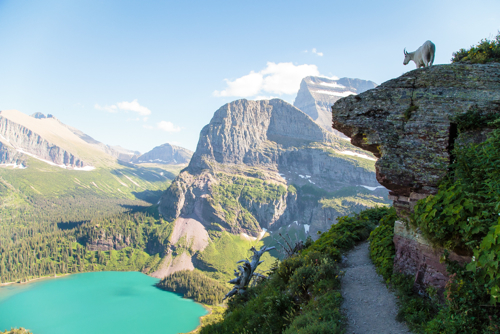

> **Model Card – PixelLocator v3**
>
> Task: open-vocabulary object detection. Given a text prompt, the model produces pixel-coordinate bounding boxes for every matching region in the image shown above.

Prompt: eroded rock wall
[0,116,87,168]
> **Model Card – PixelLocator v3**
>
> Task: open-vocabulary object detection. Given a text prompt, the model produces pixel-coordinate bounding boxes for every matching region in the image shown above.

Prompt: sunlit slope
[0,157,175,202]
[0,109,115,167]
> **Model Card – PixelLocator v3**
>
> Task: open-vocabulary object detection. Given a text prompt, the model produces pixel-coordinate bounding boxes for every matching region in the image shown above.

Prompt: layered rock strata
[0,114,87,168]
[331,63,500,292]
[157,98,387,277]
[294,76,377,135]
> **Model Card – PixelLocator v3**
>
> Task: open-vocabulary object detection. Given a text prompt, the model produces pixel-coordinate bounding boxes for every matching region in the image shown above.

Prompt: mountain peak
[293,76,377,134]
[30,112,55,119]
[133,142,193,165]
[188,98,332,171]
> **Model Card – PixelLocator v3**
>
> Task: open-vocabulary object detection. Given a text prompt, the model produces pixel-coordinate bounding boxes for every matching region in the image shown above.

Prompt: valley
[1,77,389,333]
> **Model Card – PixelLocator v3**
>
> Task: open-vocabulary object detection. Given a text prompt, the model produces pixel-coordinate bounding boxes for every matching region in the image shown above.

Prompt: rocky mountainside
[294,76,377,135]
[64,123,140,162]
[132,143,193,165]
[155,98,389,278]
[0,110,89,168]
[0,110,150,167]
[331,63,500,292]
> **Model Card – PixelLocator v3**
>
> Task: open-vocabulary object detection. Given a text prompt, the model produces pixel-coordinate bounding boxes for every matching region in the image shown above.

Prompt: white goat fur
[404,40,436,68]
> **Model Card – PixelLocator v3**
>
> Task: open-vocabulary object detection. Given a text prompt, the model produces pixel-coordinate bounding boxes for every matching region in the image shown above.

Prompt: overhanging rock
[331,63,500,292]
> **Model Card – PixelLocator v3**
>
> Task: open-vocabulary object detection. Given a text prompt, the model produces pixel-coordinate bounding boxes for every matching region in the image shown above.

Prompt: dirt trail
[341,241,411,334]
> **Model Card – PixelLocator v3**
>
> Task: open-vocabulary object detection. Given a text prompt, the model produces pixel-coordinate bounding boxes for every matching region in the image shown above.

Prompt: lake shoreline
[0,273,70,287]
[1,271,207,334]
[186,304,212,334]
[2,270,213,333]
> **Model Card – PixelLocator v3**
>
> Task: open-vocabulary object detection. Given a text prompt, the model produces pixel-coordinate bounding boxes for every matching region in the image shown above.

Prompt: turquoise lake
[0,271,207,334]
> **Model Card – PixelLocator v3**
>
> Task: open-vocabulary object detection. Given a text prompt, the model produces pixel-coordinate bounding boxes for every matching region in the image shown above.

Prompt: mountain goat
[403,40,436,68]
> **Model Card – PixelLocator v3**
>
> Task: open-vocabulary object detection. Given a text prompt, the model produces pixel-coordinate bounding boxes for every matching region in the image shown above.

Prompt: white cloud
[253,95,279,101]
[213,62,319,98]
[319,75,340,80]
[94,104,118,113]
[157,121,181,132]
[213,71,263,97]
[117,99,151,116]
[312,48,324,57]
[94,99,151,116]
[143,125,153,129]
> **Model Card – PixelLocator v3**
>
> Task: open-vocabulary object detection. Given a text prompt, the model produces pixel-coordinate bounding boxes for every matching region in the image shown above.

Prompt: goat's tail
[429,43,436,66]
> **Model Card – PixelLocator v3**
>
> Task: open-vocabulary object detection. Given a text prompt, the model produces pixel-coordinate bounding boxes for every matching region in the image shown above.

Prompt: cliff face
[331,63,500,291]
[86,230,132,251]
[294,76,377,135]
[0,142,24,166]
[161,98,387,236]
[189,99,331,171]
[156,98,388,277]
[133,143,193,165]
[0,114,87,168]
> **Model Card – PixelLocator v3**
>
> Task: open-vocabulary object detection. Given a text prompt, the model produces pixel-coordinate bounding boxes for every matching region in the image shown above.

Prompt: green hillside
[0,157,181,284]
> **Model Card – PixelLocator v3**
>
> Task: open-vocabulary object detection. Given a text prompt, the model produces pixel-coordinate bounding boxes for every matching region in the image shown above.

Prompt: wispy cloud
[94,99,151,116]
[117,99,151,116]
[213,62,319,98]
[312,48,324,56]
[143,124,154,129]
[157,121,181,132]
[303,48,324,56]
[94,104,118,113]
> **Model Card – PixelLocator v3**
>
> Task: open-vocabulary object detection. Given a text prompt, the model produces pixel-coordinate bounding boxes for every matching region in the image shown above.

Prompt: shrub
[413,126,500,300]
[451,32,500,64]
[368,207,397,280]
[200,207,390,334]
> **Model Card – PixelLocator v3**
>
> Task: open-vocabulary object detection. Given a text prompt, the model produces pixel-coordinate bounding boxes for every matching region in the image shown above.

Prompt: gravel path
[341,241,411,334]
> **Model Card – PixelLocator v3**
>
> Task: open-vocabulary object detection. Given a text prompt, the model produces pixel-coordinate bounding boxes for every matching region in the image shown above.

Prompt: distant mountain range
[294,76,377,135]
[0,110,192,168]
[132,143,193,165]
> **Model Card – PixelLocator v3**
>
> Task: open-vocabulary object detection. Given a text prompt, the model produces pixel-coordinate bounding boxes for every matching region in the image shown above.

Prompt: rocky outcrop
[0,142,24,165]
[189,99,332,171]
[87,231,131,251]
[0,113,87,168]
[331,63,500,292]
[65,124,140,162]
[294,76,377,135]
[133,143,193,165]
[393,221,471,295]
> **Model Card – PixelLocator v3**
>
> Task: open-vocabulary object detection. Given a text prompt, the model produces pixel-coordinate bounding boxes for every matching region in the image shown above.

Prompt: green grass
[196,231,276,281]
[209,173,287,230]
[0,157,173,202]
[0,157,179,246]
[200,207,391,334]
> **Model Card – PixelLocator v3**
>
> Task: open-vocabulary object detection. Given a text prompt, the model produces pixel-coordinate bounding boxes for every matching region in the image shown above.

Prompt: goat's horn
[404,48,407,55]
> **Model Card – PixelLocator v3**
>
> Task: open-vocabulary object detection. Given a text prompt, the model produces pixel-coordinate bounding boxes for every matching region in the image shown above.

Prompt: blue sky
[1,0,499,153]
